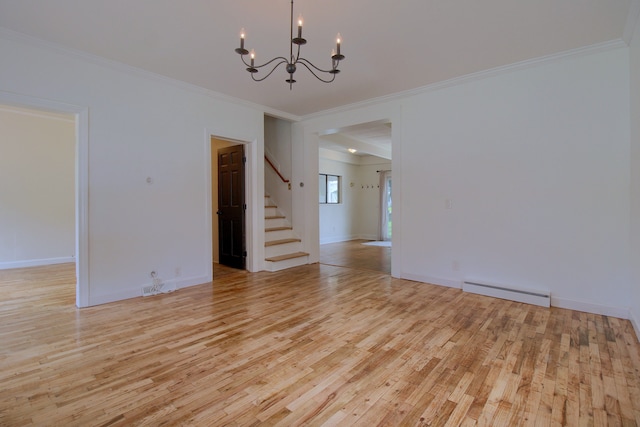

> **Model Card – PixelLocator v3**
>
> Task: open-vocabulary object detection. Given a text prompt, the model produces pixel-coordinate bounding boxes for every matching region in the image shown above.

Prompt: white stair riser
[265,242,304,258]
[265,217,289,228]
[265,255,309,272]
[265,229,296,241]
[264,206,278,216]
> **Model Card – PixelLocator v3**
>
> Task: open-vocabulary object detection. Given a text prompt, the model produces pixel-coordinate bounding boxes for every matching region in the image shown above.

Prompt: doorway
[210,137,247,271]
[317,120,392,272]
[0,102,84,305]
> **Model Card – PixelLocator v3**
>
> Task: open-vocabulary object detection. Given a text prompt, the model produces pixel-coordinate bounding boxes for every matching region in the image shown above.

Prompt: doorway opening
[317,119,392,273]
[210,136,247,273]
[0,99,87,307]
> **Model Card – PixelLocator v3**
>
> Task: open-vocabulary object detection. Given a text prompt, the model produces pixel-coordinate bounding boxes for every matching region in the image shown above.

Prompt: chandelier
[234,0,345,89]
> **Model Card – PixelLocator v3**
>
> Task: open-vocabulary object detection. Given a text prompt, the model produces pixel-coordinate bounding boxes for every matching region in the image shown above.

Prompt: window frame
[319,173,341,204]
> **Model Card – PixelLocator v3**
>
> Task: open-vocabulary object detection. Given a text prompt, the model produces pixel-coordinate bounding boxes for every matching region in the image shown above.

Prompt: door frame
[205,130,263,280]
[0,90,90,307]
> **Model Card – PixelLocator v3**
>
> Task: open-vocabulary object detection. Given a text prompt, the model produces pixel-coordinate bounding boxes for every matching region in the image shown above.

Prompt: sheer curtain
[378,170,392,241]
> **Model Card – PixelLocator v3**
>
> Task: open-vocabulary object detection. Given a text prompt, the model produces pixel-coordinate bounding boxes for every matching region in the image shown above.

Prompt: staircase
[264,195,309,272]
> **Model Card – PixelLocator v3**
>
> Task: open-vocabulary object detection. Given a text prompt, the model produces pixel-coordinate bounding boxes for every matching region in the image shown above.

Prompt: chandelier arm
[297,61,337,83]
[250,59,289,82]
[297,57,341,74]
[241,55,290,69]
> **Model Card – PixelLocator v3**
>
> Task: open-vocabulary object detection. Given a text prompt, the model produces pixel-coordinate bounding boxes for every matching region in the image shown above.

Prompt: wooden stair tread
[265,252,309,262]
[265,205,278,208]
[265,215,286,219]
[265,238,301,247]
[265,226,292,232]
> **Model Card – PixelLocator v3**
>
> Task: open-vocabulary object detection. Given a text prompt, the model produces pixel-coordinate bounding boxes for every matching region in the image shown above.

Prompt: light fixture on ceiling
[234,0,345,89]
[348,148,357,154]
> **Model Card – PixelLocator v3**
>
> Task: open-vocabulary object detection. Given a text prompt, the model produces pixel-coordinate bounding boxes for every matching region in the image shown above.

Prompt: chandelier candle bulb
[235,28,249,55]
[250,49,255,66]
[297,14,303,38]
[336,33,341,56]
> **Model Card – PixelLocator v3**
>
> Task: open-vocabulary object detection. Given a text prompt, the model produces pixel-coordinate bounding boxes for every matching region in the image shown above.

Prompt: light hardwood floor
[320,239,391,274]
[1,262,639,426]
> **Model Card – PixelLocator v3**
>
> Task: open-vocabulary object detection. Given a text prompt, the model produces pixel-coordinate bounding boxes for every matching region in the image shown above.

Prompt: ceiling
[0,0,634,118]
[319,121,391,159]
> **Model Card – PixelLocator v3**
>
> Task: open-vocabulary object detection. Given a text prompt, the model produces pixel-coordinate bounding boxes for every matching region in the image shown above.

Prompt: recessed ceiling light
[348,148,357,153]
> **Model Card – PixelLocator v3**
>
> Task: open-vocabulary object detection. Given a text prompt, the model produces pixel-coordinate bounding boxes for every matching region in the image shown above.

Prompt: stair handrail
[265,155,290,183]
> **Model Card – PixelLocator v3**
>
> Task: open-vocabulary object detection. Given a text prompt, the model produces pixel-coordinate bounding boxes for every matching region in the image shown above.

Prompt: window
[319,174,341,204]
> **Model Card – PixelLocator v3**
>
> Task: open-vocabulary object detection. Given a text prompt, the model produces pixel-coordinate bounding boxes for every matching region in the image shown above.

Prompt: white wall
[319,150,359,243]
[304,46,632,318]
[264,116,292,218]
[0,106,75,268]
[630,18,640,337]
[356,157,392,240]
[318,151,391,243]
[0,32,265,306]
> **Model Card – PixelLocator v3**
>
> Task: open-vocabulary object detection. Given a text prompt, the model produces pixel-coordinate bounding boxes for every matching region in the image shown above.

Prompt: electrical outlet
[175,267,181,277]
[452,261,460,271]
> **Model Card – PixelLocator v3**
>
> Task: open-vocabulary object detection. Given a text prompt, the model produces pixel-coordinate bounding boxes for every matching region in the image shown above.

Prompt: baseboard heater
[462,280,550,308]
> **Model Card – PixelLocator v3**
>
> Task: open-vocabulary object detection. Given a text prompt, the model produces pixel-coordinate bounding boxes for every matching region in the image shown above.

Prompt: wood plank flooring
[320,239,391,274]
[1,262,639,426]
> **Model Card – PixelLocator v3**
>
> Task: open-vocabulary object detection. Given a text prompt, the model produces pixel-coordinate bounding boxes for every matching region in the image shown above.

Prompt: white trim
[398,273,635,322]
[0,256,75,270]
[89,275,208,306]
[0,27,300,123]
[319,235,378,245]
[623,0,640,45]
[550,296,630,320]
[302,39,627,121]
[0,90,90,308]
[205,126,264,275]
[401,273,461,289]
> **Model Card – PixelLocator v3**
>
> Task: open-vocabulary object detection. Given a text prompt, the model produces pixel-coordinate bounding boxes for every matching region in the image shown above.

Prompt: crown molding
[303,39,627,121]
[0,27,301,122]
[1,26,627,124]
[623,0,640,45]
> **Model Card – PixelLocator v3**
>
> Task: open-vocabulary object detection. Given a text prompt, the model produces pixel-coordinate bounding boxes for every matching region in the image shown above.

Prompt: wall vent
[462,280,550,307]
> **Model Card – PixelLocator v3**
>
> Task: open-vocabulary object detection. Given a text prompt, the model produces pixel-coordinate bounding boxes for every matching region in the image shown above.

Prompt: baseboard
[176,276,209,290]
[400,273,461,289]
[320,235,382,245]
[398,273,635,323]
[551,296,631,320]
[320,235,359,245]
[0,256,75,270]
[88,275,209,307]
